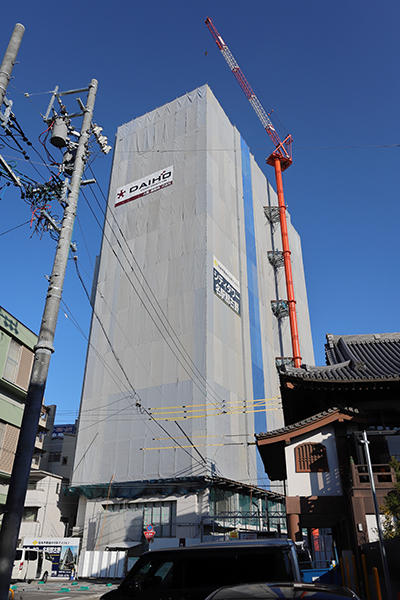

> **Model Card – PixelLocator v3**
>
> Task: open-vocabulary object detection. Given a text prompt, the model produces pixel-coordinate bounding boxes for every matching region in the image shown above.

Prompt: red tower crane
[205,17,302,368]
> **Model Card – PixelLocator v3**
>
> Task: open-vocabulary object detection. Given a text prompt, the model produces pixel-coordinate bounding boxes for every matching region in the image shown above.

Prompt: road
[9,580,118,600]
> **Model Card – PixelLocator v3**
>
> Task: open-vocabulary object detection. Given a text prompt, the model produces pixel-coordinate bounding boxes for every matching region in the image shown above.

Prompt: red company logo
[115,167,173,207]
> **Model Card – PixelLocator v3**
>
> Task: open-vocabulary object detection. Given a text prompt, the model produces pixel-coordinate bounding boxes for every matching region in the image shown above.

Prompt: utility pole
[0,23,24,109]
[361,431,391,600]
[0,78,98,600]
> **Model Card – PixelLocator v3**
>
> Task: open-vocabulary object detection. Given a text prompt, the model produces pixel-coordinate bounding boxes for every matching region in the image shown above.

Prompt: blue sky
[1,0,399,423]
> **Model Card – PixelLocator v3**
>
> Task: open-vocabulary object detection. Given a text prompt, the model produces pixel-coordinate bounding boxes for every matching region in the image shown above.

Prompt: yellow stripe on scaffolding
[152,405,282,421]
[148,395,281,412]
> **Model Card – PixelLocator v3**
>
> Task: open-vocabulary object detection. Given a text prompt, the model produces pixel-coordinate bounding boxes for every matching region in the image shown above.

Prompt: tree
[380,457,400,539]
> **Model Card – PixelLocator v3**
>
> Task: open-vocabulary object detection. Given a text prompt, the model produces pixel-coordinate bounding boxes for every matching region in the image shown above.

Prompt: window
[0,422,19,474]
[3,339,34,391]
[3,339,20,383]
[49,452,61,462]
[0,422,5,450]
[209,488,235,515]
[105,503,125,512]
[62,456,68,465]
[129,501,176,538]
[22,507,38,522]
[295,443,329,473]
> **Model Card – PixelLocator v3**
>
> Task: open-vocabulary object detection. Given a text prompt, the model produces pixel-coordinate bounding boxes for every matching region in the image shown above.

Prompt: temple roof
[255,407,364,443]
[279,333,400,383]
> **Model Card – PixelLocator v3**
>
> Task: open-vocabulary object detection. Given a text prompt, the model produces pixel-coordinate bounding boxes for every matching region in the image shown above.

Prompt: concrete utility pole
[0,79,98,600]
[0,23,24,109]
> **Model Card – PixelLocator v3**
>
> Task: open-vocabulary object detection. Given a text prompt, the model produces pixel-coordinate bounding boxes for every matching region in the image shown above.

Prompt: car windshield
[125,558,175,590]
[124,548,293,593]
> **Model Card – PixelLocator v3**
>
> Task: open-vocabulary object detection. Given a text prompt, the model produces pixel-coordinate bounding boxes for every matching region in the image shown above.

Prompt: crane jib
[206,16,301,366]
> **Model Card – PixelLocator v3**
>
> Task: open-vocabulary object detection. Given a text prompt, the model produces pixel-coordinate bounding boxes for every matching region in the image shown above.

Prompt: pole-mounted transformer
[50,116,68,147]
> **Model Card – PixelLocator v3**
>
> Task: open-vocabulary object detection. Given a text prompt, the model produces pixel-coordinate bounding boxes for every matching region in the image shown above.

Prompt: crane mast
[205,17,301,368]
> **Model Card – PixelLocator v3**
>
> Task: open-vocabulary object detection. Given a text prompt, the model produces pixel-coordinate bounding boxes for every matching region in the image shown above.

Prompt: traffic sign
[144,530,155,540]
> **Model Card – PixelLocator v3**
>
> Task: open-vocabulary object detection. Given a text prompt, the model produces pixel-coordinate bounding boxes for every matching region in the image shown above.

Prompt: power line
[81,183,227,411]
[106,143,400,153]
[0,220,31,236]
[85,168,233,411]
[72,256,208,469]
[60,300,198,473]
[294,143,399,150]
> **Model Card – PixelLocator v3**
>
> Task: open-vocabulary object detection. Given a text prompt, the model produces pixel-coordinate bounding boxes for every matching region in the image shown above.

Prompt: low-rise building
[41,420,78,536]
[256,332,400,561]
[0,307,49,506]
[18,470,64,542]
[67,476,286,554]
[0,307,68,541]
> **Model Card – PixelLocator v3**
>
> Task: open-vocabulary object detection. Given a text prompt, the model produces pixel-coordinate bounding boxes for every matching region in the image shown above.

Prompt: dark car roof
[140,539,295,556]
[206,582,358,600]
[193,539,295,548]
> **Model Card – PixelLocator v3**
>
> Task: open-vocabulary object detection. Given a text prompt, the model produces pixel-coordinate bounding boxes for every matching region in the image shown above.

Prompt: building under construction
[69,85,314,554]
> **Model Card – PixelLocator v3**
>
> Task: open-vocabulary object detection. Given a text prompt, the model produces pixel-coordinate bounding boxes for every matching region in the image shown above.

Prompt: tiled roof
[279,333,400,382]
[255,406,361,441]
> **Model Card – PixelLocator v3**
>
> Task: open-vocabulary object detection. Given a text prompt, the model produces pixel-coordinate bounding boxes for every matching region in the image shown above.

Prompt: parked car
[100,539,302,600]
[204,582,360,600]
[11,547,52,583]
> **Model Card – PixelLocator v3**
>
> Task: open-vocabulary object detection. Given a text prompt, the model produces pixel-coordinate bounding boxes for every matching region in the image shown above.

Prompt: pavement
[8,579,120,598]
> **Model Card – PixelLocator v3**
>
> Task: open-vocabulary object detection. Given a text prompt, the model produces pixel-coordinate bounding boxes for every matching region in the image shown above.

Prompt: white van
[12,548,52,583]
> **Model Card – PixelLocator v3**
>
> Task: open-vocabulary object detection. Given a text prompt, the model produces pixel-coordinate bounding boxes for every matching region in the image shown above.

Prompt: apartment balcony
[26,486,47,505]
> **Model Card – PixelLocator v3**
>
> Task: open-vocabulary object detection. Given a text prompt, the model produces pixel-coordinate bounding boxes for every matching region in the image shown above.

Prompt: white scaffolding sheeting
[72,85,314,491]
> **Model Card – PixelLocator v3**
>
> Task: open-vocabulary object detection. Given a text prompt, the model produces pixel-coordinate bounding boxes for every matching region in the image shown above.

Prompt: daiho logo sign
[115,166,173,207]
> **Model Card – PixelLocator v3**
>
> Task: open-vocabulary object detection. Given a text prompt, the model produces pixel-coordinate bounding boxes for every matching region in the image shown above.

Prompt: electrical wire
[62,295,281,430]
[0,97,281,483]
[0,220,31,237]
[107,143,400,153]
[0,93,211,474]
[66,165,282,478]
[84,170,233,412]
[61,264,266,476]
[72,257,208,469]
[80,184,226,412]
[61,296,206,475]
[74,215,94,270]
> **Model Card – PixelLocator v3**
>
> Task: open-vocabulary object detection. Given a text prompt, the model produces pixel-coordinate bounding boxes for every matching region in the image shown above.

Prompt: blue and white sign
[52,424,76,438]
[213,256,241,316]
[23,538,80,579]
